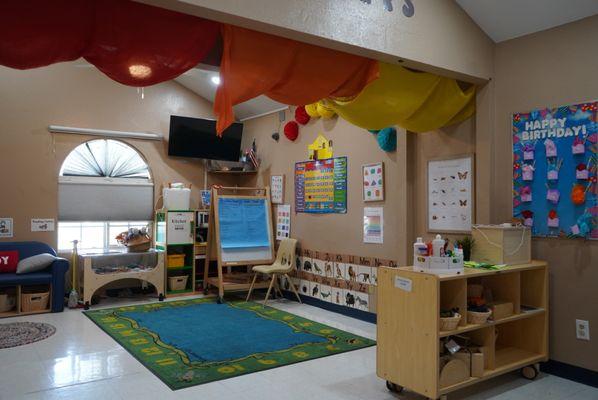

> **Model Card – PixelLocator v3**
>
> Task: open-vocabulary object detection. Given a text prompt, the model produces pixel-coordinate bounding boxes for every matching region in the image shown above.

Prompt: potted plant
[455,236,475,261]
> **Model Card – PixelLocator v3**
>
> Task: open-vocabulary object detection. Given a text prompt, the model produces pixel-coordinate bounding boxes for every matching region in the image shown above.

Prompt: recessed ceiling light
[128,64,151,79]
[211,76,221,85]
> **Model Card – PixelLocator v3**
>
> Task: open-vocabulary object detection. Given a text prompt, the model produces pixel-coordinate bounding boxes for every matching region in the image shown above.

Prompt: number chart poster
[295,157,347,214]
[512,101,597,239]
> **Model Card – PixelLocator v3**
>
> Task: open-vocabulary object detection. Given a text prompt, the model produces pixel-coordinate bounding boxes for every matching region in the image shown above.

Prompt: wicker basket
[168,275,189,291]
[0,293,16,312]
[468,309,492,324]
[440,313,462,331]
[21,289,50,312]
[126,241,151,252]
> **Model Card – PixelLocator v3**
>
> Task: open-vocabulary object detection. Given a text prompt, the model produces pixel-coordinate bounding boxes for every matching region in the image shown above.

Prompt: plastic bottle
[432,234,445,257]
[413,237,427,258]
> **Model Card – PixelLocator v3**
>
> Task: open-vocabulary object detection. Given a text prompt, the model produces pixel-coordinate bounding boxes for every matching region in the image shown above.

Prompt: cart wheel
[385,381,403,393]
[84,301,90,311]
[158,293,165,301]
[217,297,223,304]
[521,365,539,380]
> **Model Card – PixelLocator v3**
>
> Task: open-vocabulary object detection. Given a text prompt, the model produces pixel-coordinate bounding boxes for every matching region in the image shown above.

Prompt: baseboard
[541,359,598,389]
[281,291,377,323]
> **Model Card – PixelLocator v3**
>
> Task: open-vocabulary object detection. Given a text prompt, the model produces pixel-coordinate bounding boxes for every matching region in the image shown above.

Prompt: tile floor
[0,296,596,400]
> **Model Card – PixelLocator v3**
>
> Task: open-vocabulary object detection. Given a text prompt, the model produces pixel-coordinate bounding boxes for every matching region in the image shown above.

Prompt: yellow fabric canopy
[328,63,476,132]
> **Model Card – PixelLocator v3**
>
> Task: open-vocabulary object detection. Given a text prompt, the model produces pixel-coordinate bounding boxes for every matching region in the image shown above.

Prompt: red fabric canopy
[0,0,220,87]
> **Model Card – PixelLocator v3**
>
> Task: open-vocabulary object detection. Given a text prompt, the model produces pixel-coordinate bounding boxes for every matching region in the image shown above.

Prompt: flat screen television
[168,115,243,161]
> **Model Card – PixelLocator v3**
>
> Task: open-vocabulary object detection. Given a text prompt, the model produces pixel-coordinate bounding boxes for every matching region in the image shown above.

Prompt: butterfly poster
[362,162,385,202]
[427,155,474,233]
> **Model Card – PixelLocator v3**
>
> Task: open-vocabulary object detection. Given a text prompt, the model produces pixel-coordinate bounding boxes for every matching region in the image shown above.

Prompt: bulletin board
[512,101,597,239]
[295,157,347,213]
[427,155,474,233]
[216,197,273,262]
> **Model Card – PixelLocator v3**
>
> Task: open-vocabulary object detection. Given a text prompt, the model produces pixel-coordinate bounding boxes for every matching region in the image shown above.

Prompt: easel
[203,186,275,303]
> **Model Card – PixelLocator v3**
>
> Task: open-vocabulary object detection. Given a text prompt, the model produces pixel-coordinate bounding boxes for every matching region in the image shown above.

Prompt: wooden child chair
[246,238,301,306]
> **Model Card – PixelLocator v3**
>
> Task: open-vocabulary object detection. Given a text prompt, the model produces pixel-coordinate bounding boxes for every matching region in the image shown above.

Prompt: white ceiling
[174,68,287,121]
[456,0,598,42]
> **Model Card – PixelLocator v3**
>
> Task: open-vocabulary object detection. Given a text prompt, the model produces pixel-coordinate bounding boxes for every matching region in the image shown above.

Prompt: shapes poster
[363,162,384,202]
[512,101,597,239]
[428,156,473,232]
[363,207,384,244]
[276,204,291,240]
[295,157,347,213]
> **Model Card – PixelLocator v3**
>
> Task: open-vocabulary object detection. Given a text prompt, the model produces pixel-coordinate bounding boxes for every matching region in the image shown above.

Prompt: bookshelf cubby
[377,261,548,400]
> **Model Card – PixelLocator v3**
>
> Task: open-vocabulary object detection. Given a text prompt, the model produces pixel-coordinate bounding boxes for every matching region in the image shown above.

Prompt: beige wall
[140,0,493,82]
[493,16,598,371]
[0,62,235,247]
[241,111,403,261]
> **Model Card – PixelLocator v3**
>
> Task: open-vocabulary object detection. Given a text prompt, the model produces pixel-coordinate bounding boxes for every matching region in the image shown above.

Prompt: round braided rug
[0,322,56,349]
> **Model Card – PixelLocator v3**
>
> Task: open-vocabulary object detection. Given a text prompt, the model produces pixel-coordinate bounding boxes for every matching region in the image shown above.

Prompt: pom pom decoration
[305,103,320,118]
[571,184,586,205]
[295,106,311,125]
[283,121,299,141]
[316,101,336,119]
[368,129,379,134]
[377,127,397,152]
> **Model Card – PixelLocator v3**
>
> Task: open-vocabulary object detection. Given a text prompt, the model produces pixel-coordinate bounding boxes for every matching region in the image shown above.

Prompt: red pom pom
[294,106,311,125]
[284,121,299,141]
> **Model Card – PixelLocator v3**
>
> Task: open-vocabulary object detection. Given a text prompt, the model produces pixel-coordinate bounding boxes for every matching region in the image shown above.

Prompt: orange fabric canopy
[214,24,379,134]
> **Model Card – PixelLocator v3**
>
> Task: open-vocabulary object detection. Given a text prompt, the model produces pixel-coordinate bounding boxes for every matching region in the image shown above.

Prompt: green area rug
[85,298,375,390]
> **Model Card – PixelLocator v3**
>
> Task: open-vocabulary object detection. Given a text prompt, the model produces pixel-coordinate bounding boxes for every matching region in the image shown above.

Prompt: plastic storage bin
[167,254,186,268]
[168,275,189,291]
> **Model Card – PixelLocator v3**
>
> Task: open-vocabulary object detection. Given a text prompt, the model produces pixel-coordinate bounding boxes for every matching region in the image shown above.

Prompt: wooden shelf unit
[155,209,197,297]
[0,284,51,318]
[377,261,548,400]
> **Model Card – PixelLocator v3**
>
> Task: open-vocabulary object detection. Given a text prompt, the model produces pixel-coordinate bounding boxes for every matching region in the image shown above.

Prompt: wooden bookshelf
[377,261,548,400]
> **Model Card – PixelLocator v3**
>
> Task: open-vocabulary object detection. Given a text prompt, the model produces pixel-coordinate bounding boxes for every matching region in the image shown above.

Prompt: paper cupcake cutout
[571,184,586,205]
[570,212,592,236]
[547,209,559,228]
[572,137,585,155]
[547,168,558,181]
[521,210,534,227]
[520,186,532,202]
[522,164,535,181]
[576,163,589,180]
[544,139,557,157]
[546,188,560,204]
[523,143,535,160]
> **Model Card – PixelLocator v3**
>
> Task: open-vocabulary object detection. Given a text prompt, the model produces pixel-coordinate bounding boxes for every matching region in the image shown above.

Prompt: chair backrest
[275,238,297,273]
[0,241,57,259]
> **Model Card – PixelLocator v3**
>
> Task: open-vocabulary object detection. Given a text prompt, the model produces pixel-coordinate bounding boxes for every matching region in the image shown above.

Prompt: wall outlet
[576,319,590,341]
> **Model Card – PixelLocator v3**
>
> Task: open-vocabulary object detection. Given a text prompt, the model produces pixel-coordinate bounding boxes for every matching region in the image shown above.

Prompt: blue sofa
[0,241,69,312]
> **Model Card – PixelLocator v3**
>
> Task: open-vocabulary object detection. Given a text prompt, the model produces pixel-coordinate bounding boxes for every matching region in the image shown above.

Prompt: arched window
[58,140,153,250]
[60,139,151,178]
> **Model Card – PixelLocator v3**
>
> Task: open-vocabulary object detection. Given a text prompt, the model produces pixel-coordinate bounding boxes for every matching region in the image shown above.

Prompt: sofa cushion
[0,251,19,273]
[17,253,56,274]
[0,272,53,286]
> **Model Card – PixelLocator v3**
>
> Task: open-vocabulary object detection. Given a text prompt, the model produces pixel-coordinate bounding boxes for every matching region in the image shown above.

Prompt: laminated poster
[276,204,291,240]
[295,157,347,214]
[271,175,284,204]
[363,162,384,202]
[427,156,473,233]
[363,207,383,244]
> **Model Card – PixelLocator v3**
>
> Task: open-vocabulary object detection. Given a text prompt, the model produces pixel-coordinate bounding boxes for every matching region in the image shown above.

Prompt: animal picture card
[331,287,344,306]
[275,204,291,240]
[270,175,284,204]
[319,285,332,302]
[362,162,385,201]
[427,155,474,233]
